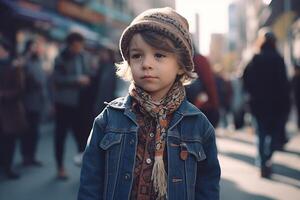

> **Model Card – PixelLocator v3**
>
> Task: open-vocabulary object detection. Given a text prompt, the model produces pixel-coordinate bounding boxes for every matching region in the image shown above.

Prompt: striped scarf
[129,81,185,198]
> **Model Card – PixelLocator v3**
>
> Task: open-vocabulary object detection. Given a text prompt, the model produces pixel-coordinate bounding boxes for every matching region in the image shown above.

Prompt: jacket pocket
[181,142,206,200]
[99,132,123,150]
[182,142,206,162]
[98,132,123,169]
[99,132,123,200]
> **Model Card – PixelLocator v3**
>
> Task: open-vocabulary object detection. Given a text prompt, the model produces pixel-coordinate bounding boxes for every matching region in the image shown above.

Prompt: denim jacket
[78,95,220,200]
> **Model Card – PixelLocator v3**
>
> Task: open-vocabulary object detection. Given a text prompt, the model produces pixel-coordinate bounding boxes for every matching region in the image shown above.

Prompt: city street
[217,126,300,200]
[0,122,299,200]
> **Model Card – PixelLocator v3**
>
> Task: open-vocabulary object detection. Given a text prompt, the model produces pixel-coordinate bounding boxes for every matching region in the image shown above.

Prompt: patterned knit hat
[119,7,194,73]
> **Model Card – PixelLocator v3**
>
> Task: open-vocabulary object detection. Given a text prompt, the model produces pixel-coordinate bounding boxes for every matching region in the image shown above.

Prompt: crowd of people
[0,31,118,180]
[187,28,295,179]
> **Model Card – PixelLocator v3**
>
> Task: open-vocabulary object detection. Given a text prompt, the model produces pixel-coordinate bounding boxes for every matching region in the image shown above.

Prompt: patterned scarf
[129,81,185,198]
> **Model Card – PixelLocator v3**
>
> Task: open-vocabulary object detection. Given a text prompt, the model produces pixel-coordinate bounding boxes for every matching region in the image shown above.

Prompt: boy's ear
[177,68,185,75]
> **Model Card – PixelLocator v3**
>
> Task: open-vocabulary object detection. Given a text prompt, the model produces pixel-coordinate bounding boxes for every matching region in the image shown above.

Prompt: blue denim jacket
[78,96,220,200]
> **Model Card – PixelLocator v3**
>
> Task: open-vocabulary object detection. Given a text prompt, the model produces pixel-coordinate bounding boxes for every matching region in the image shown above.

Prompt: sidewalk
[0,123,80,200]
[218,126,300,200]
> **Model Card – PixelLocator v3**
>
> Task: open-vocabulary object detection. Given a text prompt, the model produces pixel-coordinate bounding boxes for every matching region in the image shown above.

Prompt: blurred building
[128,0,174,14]
[209,33,227,66]
[227,0,300,72]
[193,13,200,52]
[226,0,266,66]
[0,0,175,53]
[228,2,246,56]
[264,0,300,72]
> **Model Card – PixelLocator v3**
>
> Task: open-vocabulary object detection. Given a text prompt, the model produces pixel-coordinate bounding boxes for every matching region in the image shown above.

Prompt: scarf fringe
[151,156,167,198]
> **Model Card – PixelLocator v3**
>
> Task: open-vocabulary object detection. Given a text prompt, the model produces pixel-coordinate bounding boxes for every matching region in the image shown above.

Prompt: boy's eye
[130,53,142,59]
[154,53,166,59]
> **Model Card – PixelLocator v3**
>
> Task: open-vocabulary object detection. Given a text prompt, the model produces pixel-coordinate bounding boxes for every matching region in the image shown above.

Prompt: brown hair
[116,31,196,84]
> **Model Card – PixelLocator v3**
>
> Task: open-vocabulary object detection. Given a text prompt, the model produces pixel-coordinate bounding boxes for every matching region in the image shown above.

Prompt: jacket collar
[107,95,202,135]
[107,95,201,117]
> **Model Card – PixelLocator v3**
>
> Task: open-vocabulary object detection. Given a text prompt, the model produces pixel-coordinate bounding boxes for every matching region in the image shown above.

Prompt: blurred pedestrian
[78,7,220,200]
[214,67,233,128]
[185,48,220,127]
[93,47,117,115]
[292,63,300,129]
[0,37,28,179]
[243,28,291,178]
[78,47,118,152]
[229,71,246,130]
[53,32,91,179]
[21,38,47,167]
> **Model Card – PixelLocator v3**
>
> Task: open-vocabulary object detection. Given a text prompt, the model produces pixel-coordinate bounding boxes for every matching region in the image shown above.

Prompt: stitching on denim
[104,145,109,199]
[203,126,214,143]
[172,178,183,183]
[125,134,136,200]
[111,134,124,199]
[105,127,138,133]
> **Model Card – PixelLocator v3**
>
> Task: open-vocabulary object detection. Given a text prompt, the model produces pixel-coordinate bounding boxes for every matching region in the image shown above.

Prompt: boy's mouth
[142,75,157,79]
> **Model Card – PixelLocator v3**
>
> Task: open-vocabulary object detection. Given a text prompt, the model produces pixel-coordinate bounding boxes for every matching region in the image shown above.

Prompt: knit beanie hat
[119,7,194,73]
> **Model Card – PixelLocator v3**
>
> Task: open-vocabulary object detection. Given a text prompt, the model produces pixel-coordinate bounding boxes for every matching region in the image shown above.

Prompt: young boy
[78,7,220,200]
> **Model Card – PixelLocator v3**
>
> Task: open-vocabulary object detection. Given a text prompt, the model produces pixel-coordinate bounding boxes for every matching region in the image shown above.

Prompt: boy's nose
[142,56,153,70]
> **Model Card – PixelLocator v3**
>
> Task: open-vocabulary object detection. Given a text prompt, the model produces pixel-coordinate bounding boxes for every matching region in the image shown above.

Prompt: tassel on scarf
[151,155,167,198]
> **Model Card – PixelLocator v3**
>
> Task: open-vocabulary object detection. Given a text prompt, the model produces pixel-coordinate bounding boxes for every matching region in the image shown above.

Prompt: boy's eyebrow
[129,47,142,52]
[130,47,167,52]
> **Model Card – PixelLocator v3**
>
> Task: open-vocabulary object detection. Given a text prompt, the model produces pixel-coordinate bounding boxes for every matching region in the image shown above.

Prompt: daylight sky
[175,0,234,55]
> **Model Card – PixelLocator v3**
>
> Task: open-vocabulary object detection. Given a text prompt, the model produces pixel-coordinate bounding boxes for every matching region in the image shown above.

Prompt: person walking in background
[78,47,117,160]
[93,47,117,115]
[292,62,300,130]
[0,37,28,179]
[21,37,47,167]
[53,32,91,179]
[78,7,220,200]
[229,70,246,130]
[243,28,291,178]
[186,47,220,127]
[214,66,233,129]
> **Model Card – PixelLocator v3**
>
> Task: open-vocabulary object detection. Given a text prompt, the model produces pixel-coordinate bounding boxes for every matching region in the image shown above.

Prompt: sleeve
[77,111,107,200]
[195,127,221,200]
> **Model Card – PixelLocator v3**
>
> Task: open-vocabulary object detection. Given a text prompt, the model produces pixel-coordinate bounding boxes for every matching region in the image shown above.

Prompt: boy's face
[129,33,184,101]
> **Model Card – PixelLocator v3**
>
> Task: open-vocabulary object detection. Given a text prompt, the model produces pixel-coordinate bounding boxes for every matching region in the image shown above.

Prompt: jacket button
[124,173,131,180]
[146,158,152,164]
[149,132,154,138]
